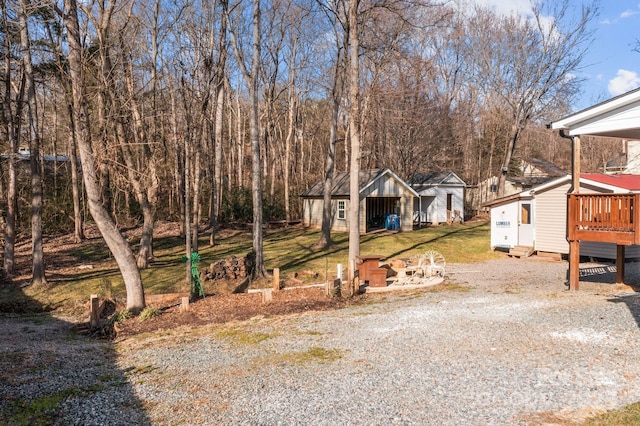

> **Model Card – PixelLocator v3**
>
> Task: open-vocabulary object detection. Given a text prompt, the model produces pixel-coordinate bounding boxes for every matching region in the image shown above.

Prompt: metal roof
[300,168,419,198]
[580,173,640,191]
[407,171,466,187]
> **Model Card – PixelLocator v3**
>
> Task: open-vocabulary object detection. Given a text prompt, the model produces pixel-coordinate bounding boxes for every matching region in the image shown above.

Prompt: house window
[337,200,346,220]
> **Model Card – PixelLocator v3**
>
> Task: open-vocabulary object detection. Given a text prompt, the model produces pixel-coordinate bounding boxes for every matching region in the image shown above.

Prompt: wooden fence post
[181,296,190,312]
[262,288,273,304]
[89,294,104,329]
[273,268,280,292]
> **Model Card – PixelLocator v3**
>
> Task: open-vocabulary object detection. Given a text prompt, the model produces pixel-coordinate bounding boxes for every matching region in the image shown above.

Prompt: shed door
[518,201,534,247]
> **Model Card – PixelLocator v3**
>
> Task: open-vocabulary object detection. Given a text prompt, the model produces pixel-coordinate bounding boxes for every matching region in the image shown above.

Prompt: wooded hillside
[0,0,622,291]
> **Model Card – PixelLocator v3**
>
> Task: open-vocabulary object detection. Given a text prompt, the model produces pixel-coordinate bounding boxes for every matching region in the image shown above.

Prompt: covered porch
[550,87,640,290]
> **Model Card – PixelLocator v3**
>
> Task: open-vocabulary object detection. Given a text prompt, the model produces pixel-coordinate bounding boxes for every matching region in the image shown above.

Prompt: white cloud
[620,9,638,18]
[599,18,612,24]
[608,69,640,96]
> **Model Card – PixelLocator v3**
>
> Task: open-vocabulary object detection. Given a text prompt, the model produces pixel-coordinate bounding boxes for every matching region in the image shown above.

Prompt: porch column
[616,245,625,284]
[568,135,581,291]
[569,240,580,291]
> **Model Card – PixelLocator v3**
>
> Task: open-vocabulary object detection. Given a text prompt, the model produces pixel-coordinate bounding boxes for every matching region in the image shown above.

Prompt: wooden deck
[568,193,640,245]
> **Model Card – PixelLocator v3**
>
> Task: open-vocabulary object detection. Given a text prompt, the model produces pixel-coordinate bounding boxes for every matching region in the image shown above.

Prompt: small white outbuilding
[486,174,640,259]
[408,171,466,225]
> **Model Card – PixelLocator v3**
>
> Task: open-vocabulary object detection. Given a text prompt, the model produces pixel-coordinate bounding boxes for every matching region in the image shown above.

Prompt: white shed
[486,174,640,259]
[408,171,466,225]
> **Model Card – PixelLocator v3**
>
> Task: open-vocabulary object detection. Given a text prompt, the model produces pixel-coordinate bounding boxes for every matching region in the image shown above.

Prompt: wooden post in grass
[181,296,190,312]
[262,288,273,304]
[89,294,103,328]
[273,268,280,292]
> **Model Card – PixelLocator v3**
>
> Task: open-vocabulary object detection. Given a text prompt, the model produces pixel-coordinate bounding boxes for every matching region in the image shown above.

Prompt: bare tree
[466,1,596,196]
[1,0,22,280]
[228,0,268,278]
[61,0,145,313]
[347,0,361,285]
[315,0,347,249]
[18,0,46,285]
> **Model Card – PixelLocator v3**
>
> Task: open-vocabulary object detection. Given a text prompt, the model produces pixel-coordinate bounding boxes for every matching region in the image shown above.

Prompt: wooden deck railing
[568,193,640,245]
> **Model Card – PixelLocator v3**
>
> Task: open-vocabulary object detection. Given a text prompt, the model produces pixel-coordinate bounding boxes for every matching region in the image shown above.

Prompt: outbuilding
[408,171,466,225]
[300,168,419,233]
[486,174,640,259]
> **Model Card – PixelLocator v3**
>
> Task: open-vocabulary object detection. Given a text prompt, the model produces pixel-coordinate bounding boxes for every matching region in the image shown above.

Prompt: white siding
[535,182,570,254]
[490,201,519,248]
[302,198,349,232]
[415,187,464,223]
[361,174,404,197]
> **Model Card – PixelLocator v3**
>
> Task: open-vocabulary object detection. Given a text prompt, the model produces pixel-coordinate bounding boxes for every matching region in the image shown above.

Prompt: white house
[300,168,419,233]
[486,173,640,259]
[408,171,466,225]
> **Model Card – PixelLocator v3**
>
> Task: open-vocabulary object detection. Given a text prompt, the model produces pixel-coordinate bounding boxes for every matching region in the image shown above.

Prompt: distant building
[466,158,568,216]
[604,140,640,174]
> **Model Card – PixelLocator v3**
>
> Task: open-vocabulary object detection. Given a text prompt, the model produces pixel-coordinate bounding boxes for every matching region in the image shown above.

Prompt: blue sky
[582,1,640,109]
[473,0,640,112]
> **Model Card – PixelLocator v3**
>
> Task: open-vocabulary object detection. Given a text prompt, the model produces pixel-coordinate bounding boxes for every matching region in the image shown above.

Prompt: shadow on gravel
[608,294,640,331]
[0,280,150,425]
[574,261,640,330]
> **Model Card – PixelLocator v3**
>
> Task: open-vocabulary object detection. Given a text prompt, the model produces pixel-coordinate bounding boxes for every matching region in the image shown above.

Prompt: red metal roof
[582,173,640,190]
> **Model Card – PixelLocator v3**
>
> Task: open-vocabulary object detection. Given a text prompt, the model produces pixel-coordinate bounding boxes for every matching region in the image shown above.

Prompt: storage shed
[408,171,466,225]
[300,168,419,233]
[486,174,640,259]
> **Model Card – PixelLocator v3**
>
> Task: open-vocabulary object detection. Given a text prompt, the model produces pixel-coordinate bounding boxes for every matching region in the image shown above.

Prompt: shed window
[337,200,346,220]
[521,203,531,225]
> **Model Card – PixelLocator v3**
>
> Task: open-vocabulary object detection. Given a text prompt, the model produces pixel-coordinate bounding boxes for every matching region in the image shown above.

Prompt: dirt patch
[114,287,375,339]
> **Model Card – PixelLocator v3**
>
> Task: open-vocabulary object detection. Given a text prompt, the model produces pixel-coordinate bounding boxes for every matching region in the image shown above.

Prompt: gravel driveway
[3,257,640,425]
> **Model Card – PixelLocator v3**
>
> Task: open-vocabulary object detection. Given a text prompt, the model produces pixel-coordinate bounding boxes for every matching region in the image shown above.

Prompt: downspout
[559,128,579,290]
[558,128,575,242]
[559,129,576,194]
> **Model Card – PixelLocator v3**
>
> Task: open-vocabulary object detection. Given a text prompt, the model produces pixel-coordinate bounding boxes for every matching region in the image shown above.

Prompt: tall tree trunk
[67,101,84,243]
[228,0,266,277]
[249,0,266,278]
[62,0,145,313]
[120,34,158,269]
[284,85,296,224]
[2,0,19,280]
[498,123,520,197]
[184,125,192,286]
[210,79,225,246]
[347,0,361,286]
[191,149,201,253]
[19,0,46,286]
[316,81,341,249]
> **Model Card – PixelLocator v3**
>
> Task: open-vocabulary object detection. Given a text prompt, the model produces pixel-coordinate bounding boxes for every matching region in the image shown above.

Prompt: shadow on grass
[0,280,150,425]
[271,223,490,272]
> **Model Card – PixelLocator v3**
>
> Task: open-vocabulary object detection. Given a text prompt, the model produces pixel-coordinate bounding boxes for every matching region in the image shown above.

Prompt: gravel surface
[4,256,640,425]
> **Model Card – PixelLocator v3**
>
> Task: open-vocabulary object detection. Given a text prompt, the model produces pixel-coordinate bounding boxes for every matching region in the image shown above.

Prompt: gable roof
[523,158,567,177]
[549,86,640,139]
[300,168,419,198]
[408,171,466,187]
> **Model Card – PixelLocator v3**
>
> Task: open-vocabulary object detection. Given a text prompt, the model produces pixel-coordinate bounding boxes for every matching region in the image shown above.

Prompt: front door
[518,201,534,247]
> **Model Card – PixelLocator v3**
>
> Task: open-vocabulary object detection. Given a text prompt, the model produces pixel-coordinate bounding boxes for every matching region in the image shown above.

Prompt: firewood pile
[204,255,252,281]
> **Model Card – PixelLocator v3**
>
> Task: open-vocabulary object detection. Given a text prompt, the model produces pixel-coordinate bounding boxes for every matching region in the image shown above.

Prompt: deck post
[616,245,625,284]
[569,240,580,291]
